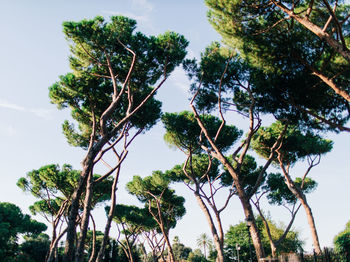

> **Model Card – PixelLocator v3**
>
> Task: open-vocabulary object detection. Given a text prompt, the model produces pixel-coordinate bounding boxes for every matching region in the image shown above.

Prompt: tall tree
[184,43,290,260]
[251,121,333,254]
[162,111,241,262]
[205,0,350,132]
[49,16,188,262]
[196,233,213,259]
[126,171,186,262]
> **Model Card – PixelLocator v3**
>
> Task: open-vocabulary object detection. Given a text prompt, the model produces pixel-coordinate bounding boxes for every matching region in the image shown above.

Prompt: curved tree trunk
[96,167,121,262]
[190,105,266,260]
[88,215,97,262]
[194,192,225,262]
[217,156,266,260]
[76,171,94,262]
[47,228,68,262]
[280,164,322,254]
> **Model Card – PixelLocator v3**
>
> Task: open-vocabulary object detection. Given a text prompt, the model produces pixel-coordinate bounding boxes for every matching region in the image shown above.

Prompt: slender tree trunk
[125,239,135,262]
[270,242,277,258]
[76,171,94,262]
[88,215,97,262]
[46,222,57,262]
[216,155,266,260]
[161,230,175,262]
[282,170,322,254]
[47,228,68,262]
[63,164,92,262]
[193,192,224,262]
[190,105,266,260]
[96,167,121,262]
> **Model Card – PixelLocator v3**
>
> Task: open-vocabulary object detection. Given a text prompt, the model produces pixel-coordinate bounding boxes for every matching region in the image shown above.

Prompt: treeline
[1,0,350,261]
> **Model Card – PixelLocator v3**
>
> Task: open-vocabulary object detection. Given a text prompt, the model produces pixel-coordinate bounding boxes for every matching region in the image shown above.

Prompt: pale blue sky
[0,0,349,252]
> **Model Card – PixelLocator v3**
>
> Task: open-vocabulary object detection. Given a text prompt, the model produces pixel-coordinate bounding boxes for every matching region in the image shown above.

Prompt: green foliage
[19,233,50,262]
[49,16,188,148]
[166,154,221,184]
[162,111,242,154]
[264,173,317,206]
[183,43,253,113]
[188,249,210,262]
[172,236,192,260]
[251,121,333,165]
[205,0,350,131]
[225,218,303,261]
[0,202,47,259]
[220,154,265,192]
[126,171,186,232]
[17,164,113,218]
[334,221,350,256]
[111,204,156,230]
[17,164,79,200]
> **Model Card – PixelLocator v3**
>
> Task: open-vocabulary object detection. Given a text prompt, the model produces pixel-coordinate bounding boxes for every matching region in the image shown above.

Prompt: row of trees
[2,198,348,262]
[6,0,349,261]
[0,199,304,262]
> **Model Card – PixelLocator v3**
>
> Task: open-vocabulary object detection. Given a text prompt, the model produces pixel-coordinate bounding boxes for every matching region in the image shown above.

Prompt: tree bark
[190,105,266,260]
[96,167,121,262]
[279,162,322,254]
[215,153,265,260]
[194,192,225,262]
[271,0,350,62]
[88,215,97,262]
[76,171,94,262]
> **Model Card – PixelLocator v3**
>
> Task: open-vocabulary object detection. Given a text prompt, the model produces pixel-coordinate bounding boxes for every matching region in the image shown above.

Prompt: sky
[0,0,349,253]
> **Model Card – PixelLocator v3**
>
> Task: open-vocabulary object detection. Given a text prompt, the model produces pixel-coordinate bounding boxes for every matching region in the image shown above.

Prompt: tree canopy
[0,202,47,259]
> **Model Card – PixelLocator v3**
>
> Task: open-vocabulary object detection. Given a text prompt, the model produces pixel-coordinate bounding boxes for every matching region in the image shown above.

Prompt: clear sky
[0,0,349,252]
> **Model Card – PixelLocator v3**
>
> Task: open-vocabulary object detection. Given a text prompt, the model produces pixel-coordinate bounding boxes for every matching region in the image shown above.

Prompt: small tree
[252,172,316,257]
[225,219,303,261]
[126,171,186,262]
[197,233,213,259]
[334,220,350,261]
[109,204,154,262]
[17,164,113,262]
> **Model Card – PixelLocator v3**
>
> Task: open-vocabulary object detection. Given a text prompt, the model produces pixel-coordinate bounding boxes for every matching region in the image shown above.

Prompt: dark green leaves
[251,121,333,164]
[0,202,47,258]
[50,16,188,148]
[162,111,242,154]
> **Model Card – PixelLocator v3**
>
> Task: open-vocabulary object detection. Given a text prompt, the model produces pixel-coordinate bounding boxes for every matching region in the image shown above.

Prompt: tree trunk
[96,167,120,262]
[270,241,277,258]
[193,192,225,262]
[217,155,266,260]
[281,166,322,254]
[190,105,266,260]
[47,228,68,262]
[162,230,175,262]
[46,221,57,262]
[63,165,91,262]
[63,129,115,262]
[76,171,94,262]
[88,215,97,262]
